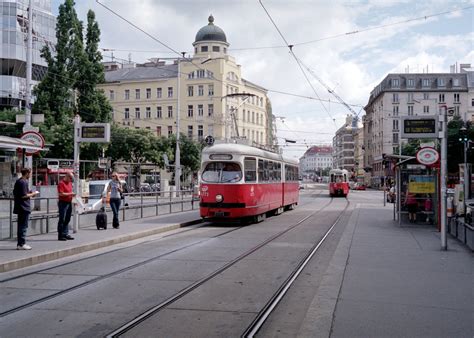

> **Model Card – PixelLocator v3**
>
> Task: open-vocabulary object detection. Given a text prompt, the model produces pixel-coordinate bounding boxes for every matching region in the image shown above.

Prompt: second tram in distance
[199,143,299,222]
[329,168,350,197]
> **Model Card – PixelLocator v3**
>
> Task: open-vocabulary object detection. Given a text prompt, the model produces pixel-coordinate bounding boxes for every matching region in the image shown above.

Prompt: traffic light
[459,126,469,143]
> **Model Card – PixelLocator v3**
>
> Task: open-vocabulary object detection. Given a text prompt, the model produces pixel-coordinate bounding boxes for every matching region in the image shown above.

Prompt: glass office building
[0,0,55,109]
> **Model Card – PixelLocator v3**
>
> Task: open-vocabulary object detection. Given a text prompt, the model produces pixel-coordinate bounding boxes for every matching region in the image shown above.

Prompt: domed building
[101,15,275,147]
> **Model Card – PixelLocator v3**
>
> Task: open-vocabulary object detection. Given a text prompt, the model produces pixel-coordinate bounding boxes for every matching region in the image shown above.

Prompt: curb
[0,219,202,273]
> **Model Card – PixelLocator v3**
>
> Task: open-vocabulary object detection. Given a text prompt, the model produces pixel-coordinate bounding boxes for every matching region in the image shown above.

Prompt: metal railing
[0,189,199,240]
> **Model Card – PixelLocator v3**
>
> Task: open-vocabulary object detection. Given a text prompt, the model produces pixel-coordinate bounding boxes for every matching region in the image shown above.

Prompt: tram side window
[258,159,264,182]
[263,160,269,181]
[268,161,274,181]
[276,163,281,181]
[244,157,257,182]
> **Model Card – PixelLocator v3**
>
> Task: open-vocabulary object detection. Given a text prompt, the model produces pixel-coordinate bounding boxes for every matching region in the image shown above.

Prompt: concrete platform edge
[297,204,359,338]
[0,219,202,273]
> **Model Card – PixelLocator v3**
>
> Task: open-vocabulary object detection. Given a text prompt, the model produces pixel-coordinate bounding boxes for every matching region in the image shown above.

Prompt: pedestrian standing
[404,192,418,223]
[13,168,39,250]
[105,172,122,229]
[57,172,75,241]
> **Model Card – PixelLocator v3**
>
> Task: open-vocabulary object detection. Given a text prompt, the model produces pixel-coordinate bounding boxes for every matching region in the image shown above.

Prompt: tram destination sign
[79,123,110,143]
[401,116,438,139]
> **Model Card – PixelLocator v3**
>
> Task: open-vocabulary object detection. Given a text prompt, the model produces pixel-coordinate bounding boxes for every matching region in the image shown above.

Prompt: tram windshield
[202,162,242,183]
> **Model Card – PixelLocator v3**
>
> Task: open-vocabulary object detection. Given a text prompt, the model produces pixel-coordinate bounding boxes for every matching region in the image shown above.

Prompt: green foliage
[0,109,22,138]
[32,0,111,160]
[447,116,473,172]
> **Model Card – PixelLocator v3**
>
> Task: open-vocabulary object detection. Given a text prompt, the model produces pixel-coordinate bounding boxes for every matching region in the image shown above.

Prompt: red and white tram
[199,143,299,222]
[329,169,350,197]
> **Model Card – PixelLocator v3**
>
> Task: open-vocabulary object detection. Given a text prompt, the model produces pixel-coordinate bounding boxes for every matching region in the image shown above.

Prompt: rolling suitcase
[96,207,107,230]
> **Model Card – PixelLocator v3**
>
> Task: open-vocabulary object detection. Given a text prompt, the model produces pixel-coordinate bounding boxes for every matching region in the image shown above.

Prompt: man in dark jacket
[13,168,39,250]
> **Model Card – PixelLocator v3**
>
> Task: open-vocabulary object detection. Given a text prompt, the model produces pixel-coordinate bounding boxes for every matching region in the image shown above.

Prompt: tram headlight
[215,194,223,203]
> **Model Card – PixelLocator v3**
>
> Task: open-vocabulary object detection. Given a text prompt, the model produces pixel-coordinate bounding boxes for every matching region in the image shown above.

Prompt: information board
[79,123,110,143]
[401,116,438,139]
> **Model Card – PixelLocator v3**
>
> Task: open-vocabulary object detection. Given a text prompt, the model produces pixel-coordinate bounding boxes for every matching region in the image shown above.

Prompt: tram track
[105,196,342,337]
[0,192,328,318]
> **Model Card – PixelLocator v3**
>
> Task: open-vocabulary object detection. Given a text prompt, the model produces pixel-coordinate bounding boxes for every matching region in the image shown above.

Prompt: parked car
[87,179,129,210]
[354,183,366,191]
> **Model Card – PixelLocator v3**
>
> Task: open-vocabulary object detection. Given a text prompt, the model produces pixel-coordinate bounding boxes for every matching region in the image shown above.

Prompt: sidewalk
[300,203,473,338]
[0,210,201,273]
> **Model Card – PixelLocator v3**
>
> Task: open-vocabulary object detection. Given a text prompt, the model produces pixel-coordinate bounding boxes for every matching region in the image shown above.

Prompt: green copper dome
[195,15,227,43]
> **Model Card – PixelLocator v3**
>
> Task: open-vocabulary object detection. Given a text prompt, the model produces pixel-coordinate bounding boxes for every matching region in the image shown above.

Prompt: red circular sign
[416,147,439,166]
[20,131,45,155]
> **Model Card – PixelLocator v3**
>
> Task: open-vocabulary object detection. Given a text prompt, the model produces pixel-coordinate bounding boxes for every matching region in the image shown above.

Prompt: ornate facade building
[299,146,333,177]
[99,15,274,146]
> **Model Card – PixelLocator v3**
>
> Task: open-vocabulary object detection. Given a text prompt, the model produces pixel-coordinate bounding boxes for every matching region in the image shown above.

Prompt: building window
[201,46,208,52]
[145,107,151,119]
[454,106,460,115]
[242,109,246,122]
[439,93,445,103]
[453,78,460,86]
[212,46,220,52]
[124,108,129,120]
[168,106,173,118]
[188,105,193,117]
[157,126,161,137]
[135,89,140,99]
[422,79,430,87]
[407,79,415,87]
[208,84,214,96]
[146,88,151,99]
[109,90,115,100]
[392,106,399,117]
[188,125,193,138]
[168,87,173,97]
[208,104,214,116]
[392,79,400,88]
[198,104,203,116]
[198,85,204,96]
[438,78,445,87]
[156,106,162,118]
[471,98,474,107]
[407,93,414,103]
[188,86,193,97]
[408,105,414,116]
[168,126,173,136]
[454,93,460,103]
[423,106,429,113]
[198,125,203,141]
[393,133,399,144]
[124,89,130,100]
[423,93,429,100]
[135,107,140,119]
[157,87,162,98]
[392,93,399,103]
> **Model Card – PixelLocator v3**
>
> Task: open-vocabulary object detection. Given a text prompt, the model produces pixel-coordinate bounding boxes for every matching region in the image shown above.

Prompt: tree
[447,116,473,173]
[76,10,112,124]
[33,1,111,160]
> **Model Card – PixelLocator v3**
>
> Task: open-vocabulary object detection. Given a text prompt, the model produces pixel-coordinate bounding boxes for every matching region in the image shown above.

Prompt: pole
[73,115,81,233]
[440,107,447,250]
[175,54,184,196]
[24,0,33,183]
[464,139,468,217]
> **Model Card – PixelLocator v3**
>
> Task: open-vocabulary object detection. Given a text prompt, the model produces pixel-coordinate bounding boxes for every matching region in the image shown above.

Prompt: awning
[0,136,48,152]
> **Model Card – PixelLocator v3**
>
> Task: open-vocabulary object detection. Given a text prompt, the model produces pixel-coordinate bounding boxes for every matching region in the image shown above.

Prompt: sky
[52,0,474,160]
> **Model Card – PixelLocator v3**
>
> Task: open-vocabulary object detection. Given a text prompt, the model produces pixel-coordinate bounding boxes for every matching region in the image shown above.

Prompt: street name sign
[401,116,438,139]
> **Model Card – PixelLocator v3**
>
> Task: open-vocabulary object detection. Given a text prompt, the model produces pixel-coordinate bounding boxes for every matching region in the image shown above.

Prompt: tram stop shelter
[388,154,439,227]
